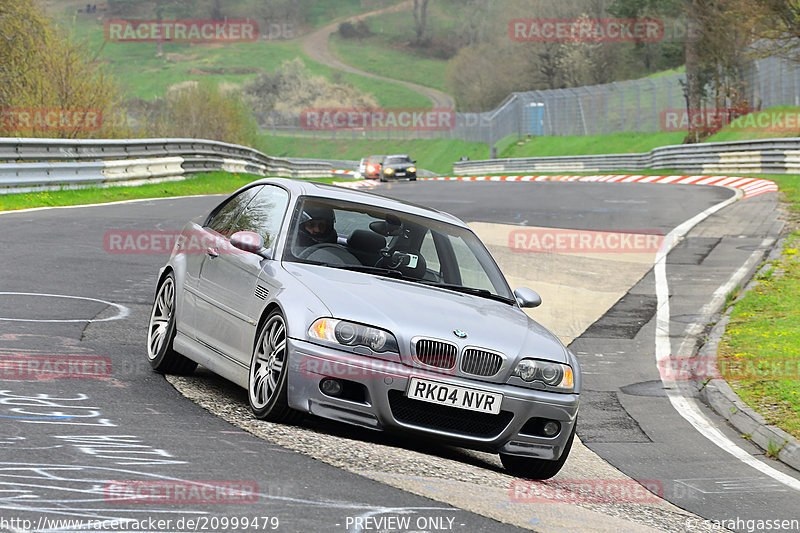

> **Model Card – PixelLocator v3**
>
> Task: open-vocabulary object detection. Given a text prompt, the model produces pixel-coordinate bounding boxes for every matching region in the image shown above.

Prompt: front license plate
[406,378,503,414]
[396,172,406,176]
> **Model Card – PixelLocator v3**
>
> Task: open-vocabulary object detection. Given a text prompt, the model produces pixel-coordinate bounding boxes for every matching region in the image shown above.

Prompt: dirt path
[302,1,456,109]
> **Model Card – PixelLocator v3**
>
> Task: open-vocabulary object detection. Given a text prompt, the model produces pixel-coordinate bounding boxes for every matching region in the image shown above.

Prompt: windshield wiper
[416,281,516,304]
[323,264,408,279]
[311,264,514,303]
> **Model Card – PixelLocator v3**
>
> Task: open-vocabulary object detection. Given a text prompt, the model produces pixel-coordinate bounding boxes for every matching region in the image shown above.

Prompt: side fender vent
[254,285,269,300]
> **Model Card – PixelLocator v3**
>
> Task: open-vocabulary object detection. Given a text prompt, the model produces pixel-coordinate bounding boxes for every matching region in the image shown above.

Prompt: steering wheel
[297,242,347,260]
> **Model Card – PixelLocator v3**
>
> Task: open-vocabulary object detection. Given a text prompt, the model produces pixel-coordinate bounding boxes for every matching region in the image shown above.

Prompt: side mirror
[230,231,271,259]
[514,287,542,308]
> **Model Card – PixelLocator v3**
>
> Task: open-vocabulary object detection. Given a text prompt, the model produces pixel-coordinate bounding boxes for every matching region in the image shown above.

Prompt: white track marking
[424,174,778,198]
[653,191,800,491]
[0,193,227,215]
[0,292,129,323]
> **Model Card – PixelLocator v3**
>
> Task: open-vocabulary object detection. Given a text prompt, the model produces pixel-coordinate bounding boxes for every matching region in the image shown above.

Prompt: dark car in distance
[380,154,417,182]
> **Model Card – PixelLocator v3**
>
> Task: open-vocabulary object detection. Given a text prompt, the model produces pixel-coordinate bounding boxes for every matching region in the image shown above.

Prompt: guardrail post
[636,82,642,132]
[648,79,657,133]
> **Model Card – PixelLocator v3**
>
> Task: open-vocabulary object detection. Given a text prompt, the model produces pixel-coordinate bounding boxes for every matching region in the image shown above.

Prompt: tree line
[2,0,798,143]
[442,0,799,141]
[0,0,257,143]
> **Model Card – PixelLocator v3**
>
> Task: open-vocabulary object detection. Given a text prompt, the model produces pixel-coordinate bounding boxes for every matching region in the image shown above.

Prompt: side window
[231,185,290,248]
[206,186,263,236]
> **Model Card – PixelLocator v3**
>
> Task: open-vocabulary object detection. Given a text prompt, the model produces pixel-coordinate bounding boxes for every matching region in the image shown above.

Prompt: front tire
[500,423,575,479]
[248,311,303,423]
[147,272,197,374]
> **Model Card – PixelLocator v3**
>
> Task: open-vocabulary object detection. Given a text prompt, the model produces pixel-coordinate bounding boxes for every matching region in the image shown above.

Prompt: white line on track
[0,292,129,323]
[0,462,451,532]
[0,193,227,215]
[653,190,800,491]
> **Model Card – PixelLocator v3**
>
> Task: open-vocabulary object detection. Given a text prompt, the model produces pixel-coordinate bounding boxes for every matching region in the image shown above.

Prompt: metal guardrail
[289,158,439,178]
[289,158,359,171]
[0,137,333,194]
[453,137,800,175]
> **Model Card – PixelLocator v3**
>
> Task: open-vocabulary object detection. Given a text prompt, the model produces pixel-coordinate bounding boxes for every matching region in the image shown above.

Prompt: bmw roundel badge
[453,329,467,339]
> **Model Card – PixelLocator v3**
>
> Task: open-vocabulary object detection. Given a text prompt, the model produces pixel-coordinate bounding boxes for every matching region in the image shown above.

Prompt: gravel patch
[167,369,725,533]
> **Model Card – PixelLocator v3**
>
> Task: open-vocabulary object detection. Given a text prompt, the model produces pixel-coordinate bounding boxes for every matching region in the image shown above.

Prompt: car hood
[283,263,567,365]
[384,162,414,170]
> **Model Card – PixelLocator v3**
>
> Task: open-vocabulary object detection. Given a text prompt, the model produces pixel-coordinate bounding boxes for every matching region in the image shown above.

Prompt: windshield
[384,156,411,165]
[284,196,514,302]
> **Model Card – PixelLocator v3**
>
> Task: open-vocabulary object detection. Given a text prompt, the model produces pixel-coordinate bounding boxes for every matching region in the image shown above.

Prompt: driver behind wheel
[294,205,338,250]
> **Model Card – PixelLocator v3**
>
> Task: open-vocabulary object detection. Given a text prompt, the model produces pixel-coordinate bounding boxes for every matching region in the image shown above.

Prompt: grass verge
[717,231,800,440]
[330,34,450,94]
[0,172,335,212]
[700,106,800,143]
[500,106,800,159]
[716,171,800,440]
[502,132,687,158]
[55,13,429,107]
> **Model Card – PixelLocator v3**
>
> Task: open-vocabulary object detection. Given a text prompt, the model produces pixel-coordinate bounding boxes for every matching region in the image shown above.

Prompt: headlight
[384,167,394,174]
[308,318,399,353]
[512,359,574,391]
[408,166,416,173]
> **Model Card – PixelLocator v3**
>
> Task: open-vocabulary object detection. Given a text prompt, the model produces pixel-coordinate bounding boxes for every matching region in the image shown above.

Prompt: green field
[700,106,800,143]
[303,0,400,28]
[49,5,430,107]
[330,34,450,94]
[501,132,688,158]
[44,0,400,31]
[327,0,485,96]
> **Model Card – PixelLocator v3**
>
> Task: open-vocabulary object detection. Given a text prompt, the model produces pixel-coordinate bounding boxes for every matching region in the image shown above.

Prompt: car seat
[347,229,386,266]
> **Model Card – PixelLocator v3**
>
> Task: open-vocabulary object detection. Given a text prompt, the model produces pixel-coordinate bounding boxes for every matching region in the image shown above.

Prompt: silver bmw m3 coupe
[147,178,581,479]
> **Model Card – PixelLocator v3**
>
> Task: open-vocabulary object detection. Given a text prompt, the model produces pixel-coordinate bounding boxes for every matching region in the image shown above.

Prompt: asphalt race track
[0,179,798,533]
[379,181,799,528]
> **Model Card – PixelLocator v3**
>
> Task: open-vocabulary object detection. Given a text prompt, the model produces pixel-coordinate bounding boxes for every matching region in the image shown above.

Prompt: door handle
[206,247,218,258]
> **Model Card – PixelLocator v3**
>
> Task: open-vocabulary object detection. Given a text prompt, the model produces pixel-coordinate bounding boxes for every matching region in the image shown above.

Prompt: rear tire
[248,311,304,424]
[146,272,197,375]
[499,423,575,479]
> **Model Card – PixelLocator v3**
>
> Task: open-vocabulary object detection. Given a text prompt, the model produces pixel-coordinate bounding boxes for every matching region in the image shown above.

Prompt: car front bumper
[287,338,579,460]
[383,171,416,180]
